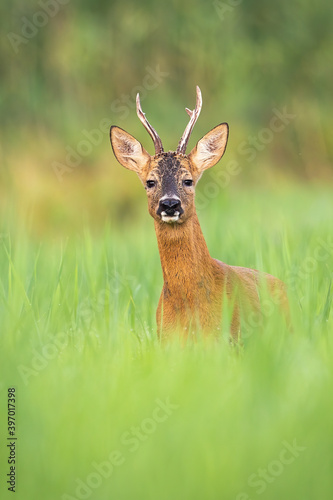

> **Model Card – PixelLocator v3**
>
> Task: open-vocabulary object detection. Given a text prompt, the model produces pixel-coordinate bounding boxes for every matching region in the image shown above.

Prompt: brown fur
[110,115,288,341]
[154,212,287,340]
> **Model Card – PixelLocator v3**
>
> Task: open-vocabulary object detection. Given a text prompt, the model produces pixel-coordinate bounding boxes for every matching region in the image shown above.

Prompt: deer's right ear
[110,126,150,173]
[188,123,229,175]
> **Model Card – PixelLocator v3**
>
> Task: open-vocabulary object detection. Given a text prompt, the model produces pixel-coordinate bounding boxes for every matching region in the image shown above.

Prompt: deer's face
[110,87,228,226]
[143,153,196,224]
[110,123,228,225]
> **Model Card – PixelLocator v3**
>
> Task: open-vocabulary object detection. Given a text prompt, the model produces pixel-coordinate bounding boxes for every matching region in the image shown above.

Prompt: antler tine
[136,93,164,155]
[176,86,202,154]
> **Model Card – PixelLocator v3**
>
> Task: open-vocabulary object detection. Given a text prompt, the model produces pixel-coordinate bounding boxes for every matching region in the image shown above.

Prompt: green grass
[0,185,332,500]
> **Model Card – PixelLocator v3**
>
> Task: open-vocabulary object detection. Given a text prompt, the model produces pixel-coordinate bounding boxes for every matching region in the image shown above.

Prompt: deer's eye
[183,179,193,187]
[146,180,156,188]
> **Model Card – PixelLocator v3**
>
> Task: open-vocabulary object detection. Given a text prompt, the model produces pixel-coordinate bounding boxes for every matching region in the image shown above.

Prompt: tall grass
[0,185,332,500]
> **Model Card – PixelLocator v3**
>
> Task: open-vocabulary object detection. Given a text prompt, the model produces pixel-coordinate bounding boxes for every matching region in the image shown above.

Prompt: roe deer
[110,86,288,340]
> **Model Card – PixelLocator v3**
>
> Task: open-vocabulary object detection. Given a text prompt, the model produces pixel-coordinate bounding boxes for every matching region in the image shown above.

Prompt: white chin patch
[161,211,180,223]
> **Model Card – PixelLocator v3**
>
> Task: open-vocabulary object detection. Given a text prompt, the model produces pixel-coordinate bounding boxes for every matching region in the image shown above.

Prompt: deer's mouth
[161,211,181,223]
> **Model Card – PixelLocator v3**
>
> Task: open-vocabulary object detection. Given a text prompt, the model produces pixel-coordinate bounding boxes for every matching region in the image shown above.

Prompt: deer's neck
[154,213,214,291]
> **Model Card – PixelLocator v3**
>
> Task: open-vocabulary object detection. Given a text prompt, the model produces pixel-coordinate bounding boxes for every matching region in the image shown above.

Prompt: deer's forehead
[148,155,192,179]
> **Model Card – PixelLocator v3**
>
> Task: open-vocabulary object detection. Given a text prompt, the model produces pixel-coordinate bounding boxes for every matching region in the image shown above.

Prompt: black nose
[157,198,183,216]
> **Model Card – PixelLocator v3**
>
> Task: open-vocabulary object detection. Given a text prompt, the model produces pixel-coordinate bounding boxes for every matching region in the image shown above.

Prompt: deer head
[110,86,229,225]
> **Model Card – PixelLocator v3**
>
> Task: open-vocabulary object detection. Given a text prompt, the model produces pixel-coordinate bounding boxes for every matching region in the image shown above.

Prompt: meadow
[1,1,332,498]
[0,183,332,500]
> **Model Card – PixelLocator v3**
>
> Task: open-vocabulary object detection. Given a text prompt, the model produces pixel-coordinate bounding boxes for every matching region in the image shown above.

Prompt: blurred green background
[1,0,332,235]
[1,2,333,500]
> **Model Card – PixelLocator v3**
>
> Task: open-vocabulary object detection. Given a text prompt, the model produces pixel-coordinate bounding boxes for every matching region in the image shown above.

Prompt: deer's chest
[159,273,224,332]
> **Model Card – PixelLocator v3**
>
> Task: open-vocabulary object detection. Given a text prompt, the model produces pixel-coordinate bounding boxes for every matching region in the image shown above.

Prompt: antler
[176,86,202,155]
[136,93,164,155]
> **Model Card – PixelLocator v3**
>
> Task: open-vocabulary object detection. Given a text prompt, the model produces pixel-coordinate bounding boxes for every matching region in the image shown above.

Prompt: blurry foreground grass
[0,185,332,500]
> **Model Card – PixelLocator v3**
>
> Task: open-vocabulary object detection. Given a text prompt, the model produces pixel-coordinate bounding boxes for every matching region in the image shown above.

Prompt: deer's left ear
[188,123,229,174]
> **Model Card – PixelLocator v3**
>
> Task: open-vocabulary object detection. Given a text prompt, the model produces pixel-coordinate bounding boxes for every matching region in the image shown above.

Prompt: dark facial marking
[157,153,181,198]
